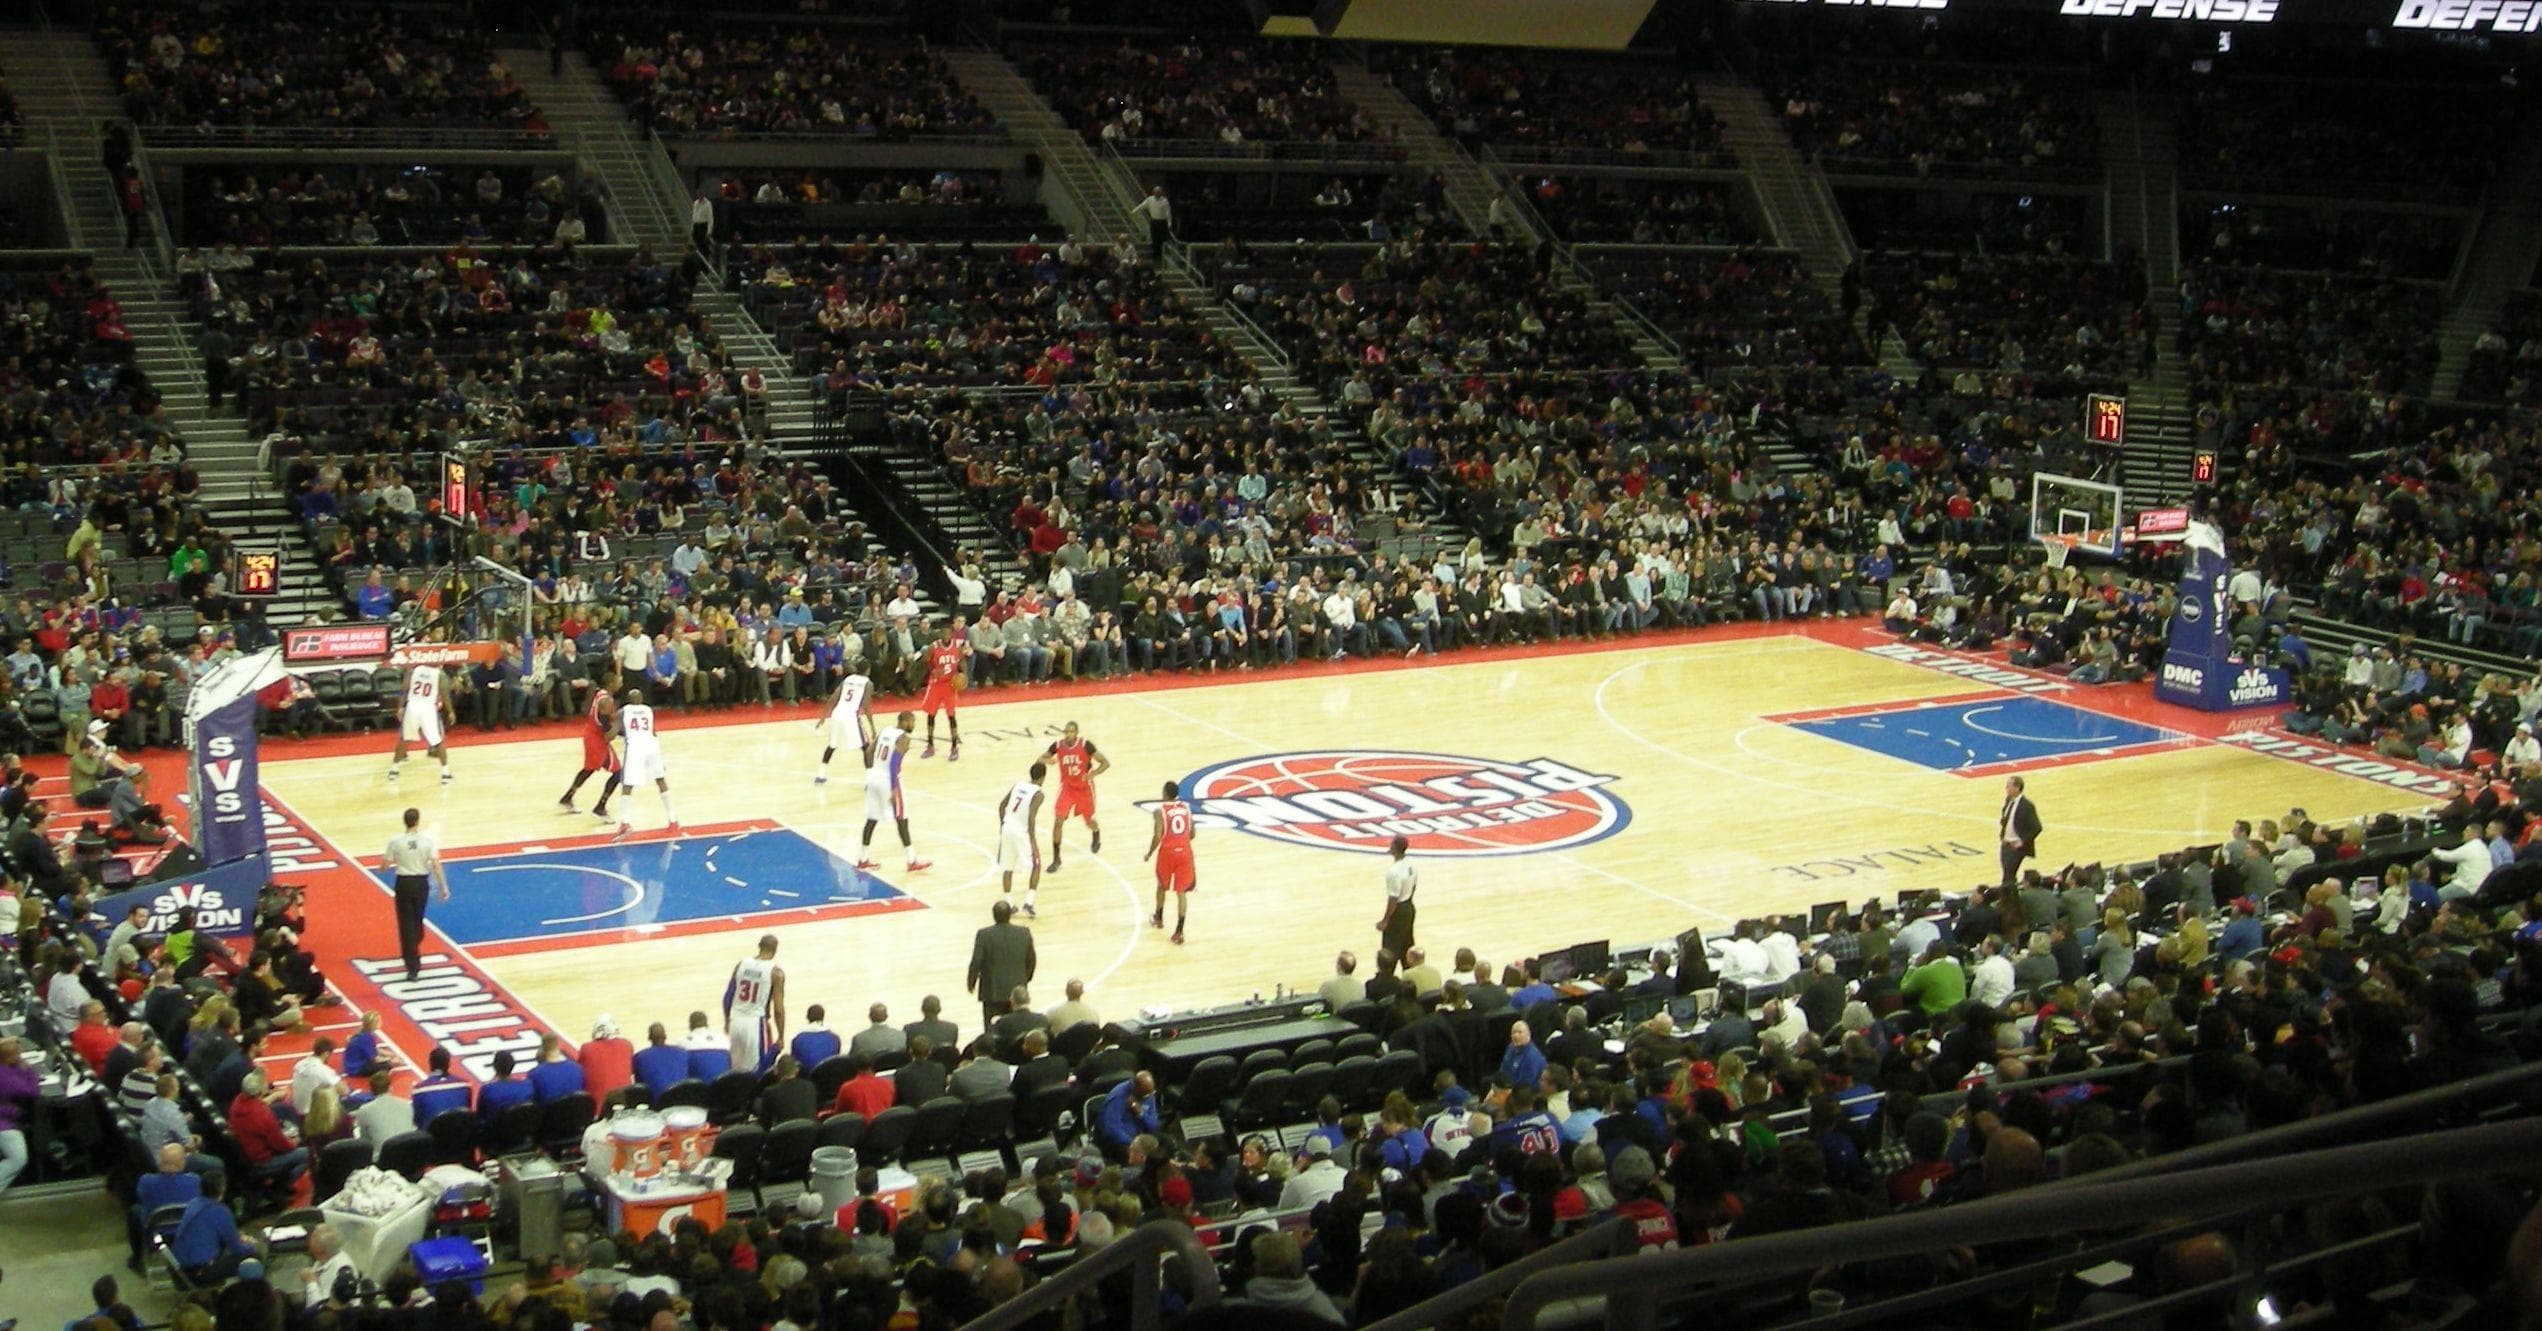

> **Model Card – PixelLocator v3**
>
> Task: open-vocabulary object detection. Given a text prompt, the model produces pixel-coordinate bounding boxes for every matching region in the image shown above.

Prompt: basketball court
[238,618,2460,1084]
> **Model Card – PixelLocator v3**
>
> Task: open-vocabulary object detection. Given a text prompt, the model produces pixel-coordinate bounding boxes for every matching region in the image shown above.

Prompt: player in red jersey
[1144,779,1196,945]
[1042,721,1110,872]
[556,688,623,819]
[919,618,968,761]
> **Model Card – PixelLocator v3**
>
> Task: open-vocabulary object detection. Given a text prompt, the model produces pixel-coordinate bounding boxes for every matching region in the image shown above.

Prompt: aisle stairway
[1693,79,1854,302]
[940,49,1142,239]
[2433,129,2542,399]
[8,28,334,621]
[2098,87,2196,506]
[1331,59,1679,371]
[500,47,824,451]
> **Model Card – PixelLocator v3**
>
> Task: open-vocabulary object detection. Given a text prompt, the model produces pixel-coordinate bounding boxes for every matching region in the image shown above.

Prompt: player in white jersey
[388,663,452,784]
[609,688,679,840]
[995,761,1046,916]
[724,935,786,1073]
[813,671,875,783]
[858,711,929,873]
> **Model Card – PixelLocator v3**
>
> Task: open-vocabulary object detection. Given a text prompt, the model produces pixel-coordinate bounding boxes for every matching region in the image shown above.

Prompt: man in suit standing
[1999,777,2042,888]
[967,900,1038,1031]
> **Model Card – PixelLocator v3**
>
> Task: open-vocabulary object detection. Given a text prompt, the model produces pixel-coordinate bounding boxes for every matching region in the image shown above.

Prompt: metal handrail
[1111,137,1402,164]
[1505,1117,2542,1331]
[957,1214,1222,1331]
[133,125,554,150]
[126,120,178,279]
[656,129,1014,147]
[1093,137,1155,221]
[1481,144,1741,172]
[42,130,77,250]
[1360,1218,1627,1331]
[2093,1058,2542,1183]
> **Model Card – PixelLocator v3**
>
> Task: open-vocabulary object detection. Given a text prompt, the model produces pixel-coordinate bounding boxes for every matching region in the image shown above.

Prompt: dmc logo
[147,881,245,932]
[2162,663,2205,690]
[1141,750,1630,857]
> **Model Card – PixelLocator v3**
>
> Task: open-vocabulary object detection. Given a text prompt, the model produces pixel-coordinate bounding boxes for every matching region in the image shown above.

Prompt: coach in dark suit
[967,900,1038,1030]
[1999,776,2042,888]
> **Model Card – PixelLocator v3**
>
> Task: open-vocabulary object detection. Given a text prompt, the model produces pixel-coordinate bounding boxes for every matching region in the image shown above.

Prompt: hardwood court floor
[258,625,2429,1050]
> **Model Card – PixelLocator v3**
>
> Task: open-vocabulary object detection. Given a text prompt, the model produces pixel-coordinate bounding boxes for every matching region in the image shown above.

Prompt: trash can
[810,1147,859,1213]
[502,1155,565,1268]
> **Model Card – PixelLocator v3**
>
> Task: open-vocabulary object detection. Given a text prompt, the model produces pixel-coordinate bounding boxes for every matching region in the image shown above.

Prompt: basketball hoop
[2040,534,2079,570]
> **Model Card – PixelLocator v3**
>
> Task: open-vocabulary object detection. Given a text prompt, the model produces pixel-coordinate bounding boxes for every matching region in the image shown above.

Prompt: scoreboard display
[1734,0,2541,32]
[2191,451,2220,485]
[2086,394,2127,447]
[236,548,282,598]
[440,454,476,525]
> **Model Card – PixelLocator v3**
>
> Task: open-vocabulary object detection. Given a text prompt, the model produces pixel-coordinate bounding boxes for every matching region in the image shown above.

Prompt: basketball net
[2040,534,2077,570]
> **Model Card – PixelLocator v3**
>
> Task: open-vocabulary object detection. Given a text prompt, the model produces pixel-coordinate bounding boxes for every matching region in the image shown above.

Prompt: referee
[1377,835,1417,958]
[385,807,449,982]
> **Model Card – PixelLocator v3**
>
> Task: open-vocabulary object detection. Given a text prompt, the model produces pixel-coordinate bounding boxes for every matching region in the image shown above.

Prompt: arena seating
[2464,290,2542,407]
[589,16,995,138]
[21,794,2527,1327]
[1576,248,1867,374]
[2177,262,2443,400]
[1766,58,2098,178]
[1207,241,1641,404]
[12,16,2542,1331]
[742,239,1242,392]
[2176,77,2506,201]
[1862,252,2139,394]
[2180,202,2465,285]
[1516,175,1760,247]
[0,260,186,470]
[1016,37,1380,148]
[173,164,595,248]
[707,171,1049,245]
[95,4,543,136]
[1388,48,1729,161]
[183,245,714,449]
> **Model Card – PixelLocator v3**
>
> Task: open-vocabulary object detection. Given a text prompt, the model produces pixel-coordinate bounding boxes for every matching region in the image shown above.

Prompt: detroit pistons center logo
[1145,750,1630,857]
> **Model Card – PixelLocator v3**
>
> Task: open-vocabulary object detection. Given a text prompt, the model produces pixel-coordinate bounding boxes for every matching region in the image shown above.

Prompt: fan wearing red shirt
[579,1014,636,1103]
[69,1002,119,1075]
[229,1070,310,1187]
[829,1054,894,1121]
[1606,1146,1679,1251]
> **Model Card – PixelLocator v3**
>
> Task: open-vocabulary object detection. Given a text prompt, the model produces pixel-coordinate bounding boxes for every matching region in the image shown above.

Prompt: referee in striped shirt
[385,808,449,982]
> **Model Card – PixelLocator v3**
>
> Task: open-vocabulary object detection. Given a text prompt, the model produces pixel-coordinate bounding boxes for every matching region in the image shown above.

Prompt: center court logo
[1141,751,1630,857]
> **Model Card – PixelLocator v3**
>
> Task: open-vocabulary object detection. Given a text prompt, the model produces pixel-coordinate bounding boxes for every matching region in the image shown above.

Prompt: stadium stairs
[11,27,335,624]
[1693,77,1857,307]
[499,47,829,458]
[2434,126,2542,400]
[1332,58,1683,372]
[847,46,1484,578]
[2099,87,2199,506]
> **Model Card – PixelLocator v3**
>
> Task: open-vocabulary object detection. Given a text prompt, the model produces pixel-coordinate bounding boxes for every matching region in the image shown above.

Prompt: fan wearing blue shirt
[1508,960,1557,1011]
[1496,1021,1548,1093]
[527,1034,586,1103]
[341,1014,386,1081]
[790,1005,842,1070]
[632,1022,689,1098]
[1096,1072,1161,1158]
[411,1048,474,1124]
[476,1051,536,1120]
